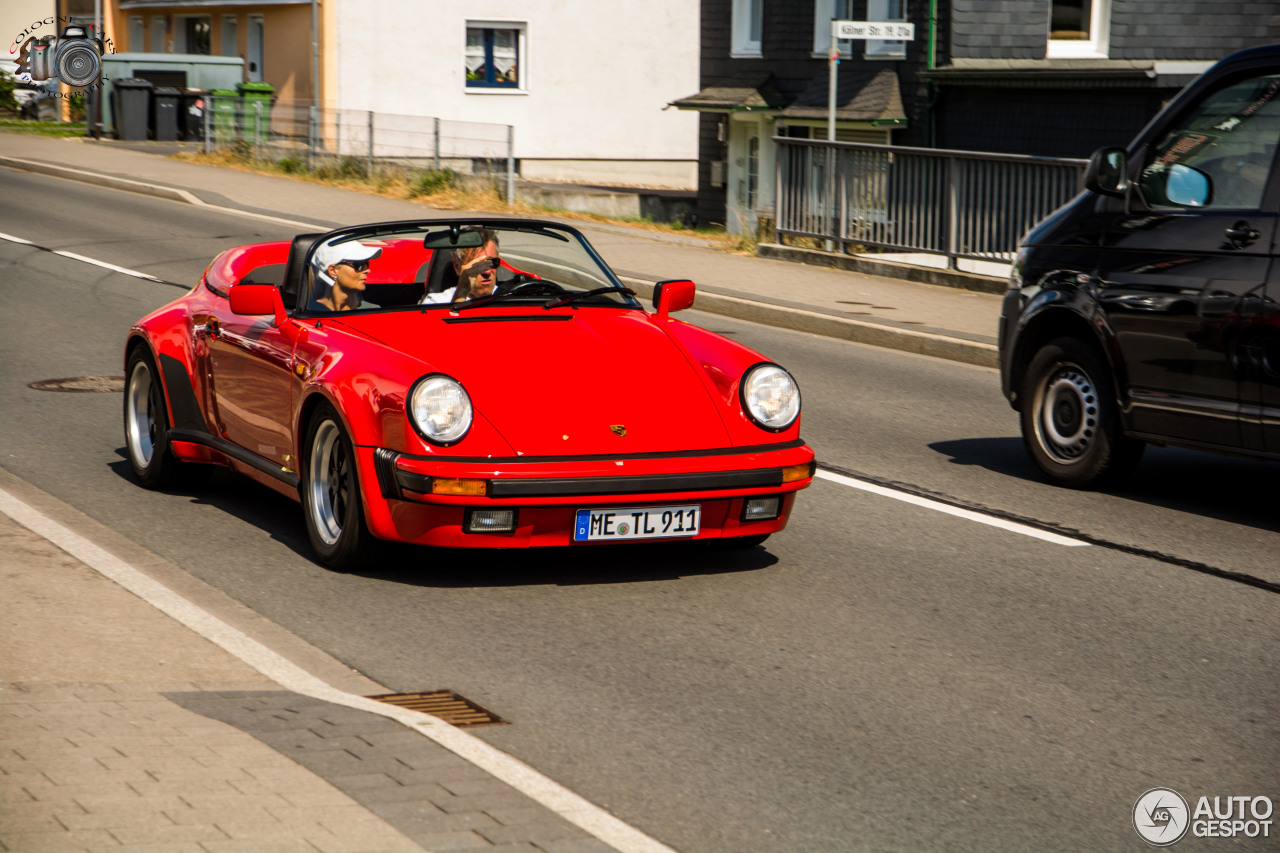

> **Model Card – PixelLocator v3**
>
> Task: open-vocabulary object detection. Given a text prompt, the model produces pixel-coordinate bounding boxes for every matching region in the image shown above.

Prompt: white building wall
[331,1,700,188]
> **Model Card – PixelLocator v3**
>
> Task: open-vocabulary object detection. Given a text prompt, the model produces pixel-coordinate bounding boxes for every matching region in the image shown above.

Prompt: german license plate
[573,504,700,541]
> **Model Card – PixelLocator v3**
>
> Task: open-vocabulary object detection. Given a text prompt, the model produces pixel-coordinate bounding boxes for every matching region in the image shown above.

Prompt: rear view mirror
[653,280,695,315]
[423,228,485,250]
[1085,147,1129,197]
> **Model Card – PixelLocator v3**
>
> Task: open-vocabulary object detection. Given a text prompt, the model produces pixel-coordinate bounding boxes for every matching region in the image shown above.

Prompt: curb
[2,153,999,368]
[758,242,1008,295]
[621,277,998,368]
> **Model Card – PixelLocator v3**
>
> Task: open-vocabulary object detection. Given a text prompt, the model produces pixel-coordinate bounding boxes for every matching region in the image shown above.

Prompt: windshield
[303,220,640,314]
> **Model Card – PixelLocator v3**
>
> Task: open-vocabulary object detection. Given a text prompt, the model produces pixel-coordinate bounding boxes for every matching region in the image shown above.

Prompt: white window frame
[865,0,907,59]
[221,15,238,58]
[1047,0,1111,58]
[464,20,528,93]
[128,16,144,52]
[731,0,764,58]
[150,16,168,53]
[173,14,211,55]
[812,0,854,57]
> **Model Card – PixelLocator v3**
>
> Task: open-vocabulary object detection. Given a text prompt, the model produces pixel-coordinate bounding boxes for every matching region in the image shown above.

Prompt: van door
[1096,71,1280,449]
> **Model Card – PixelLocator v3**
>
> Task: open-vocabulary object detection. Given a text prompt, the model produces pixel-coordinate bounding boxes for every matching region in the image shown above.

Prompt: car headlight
[409,374,472,445]
[740,363,800,431]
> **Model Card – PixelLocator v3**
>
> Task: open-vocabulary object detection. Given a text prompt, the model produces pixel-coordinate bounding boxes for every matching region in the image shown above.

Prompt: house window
[732,0,764,57]
[1048,0,1110,58]
[221,15,238,58]
[128,16,143,51]
[812,0,854,56]
[150,16,168,52]
[466,23,523,89]
[865,0,906,59]
[175,16,211,55]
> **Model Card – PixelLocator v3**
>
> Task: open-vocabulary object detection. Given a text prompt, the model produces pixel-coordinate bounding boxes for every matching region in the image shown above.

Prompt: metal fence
[201,98,516,202]
[774,138,1088,265]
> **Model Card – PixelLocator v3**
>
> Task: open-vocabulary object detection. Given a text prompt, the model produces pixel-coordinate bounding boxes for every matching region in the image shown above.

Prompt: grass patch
[0,119,87,138]
[174,148,740,248]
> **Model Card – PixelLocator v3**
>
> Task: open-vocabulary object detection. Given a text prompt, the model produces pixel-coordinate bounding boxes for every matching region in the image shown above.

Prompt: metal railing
[775,138,1088,265]
[202,98,516,203]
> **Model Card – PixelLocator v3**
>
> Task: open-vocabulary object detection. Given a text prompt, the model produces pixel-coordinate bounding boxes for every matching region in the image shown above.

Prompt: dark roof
[779,67,905,121]
[669,78,784,111]
[670,69,905,123]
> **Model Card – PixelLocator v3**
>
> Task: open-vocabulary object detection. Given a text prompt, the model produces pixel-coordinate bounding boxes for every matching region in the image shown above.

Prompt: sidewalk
[0,474,655,853]
[0,133,1004,368]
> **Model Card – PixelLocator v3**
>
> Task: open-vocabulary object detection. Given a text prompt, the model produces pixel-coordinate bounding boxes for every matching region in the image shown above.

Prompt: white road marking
[0,231,166,283]
[0,487,677,853]
[816,469,1089,547]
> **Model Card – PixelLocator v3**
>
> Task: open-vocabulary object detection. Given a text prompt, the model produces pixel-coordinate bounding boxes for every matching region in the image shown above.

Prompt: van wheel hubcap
[1038,366,1097,462]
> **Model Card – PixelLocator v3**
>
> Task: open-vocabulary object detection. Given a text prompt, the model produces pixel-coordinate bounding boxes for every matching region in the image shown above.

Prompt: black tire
[1019,337,1144,488]
[301,404,371,570]
[123,348,212,489]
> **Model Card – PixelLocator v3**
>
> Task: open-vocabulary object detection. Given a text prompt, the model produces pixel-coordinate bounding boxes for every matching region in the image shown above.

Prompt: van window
[1139,73,1280,210]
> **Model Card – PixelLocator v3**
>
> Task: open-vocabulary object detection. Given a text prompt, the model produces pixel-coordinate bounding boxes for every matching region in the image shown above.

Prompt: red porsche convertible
[124,219,814,569]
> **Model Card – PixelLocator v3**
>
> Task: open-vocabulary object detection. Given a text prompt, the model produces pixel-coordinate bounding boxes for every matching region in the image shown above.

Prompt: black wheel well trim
[1010,306,1123,412]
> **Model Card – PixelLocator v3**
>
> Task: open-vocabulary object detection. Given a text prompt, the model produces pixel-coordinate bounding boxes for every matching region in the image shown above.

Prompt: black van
[999,43,1280,488]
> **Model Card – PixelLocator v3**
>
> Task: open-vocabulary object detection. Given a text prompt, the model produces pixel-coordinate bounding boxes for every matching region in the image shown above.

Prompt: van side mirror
[1085,147,1129,197]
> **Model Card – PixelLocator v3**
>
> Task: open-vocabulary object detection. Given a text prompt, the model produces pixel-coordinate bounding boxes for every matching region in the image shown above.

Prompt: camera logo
[1134,788,1190,846]
[15,25,104,88]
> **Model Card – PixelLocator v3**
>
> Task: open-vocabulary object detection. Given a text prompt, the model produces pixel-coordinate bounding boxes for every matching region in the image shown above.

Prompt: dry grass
[173,148,747,251]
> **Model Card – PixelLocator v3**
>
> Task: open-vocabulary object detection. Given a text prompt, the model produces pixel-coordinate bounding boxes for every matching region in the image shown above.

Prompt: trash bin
[209,88,239,143]
[151,86,181,142]
[179,89,207,141]
[112,78,153,141]
[236,81,274,144]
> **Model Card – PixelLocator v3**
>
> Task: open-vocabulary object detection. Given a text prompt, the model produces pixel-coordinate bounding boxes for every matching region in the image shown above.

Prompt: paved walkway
[0,131,1008,851]
[0,133,1005,367]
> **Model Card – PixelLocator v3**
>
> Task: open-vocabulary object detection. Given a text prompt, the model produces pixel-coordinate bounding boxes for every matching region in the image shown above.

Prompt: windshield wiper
[542,286,636,310]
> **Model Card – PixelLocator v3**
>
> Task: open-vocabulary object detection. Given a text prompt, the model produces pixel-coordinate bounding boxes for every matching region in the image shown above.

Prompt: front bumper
[357,441,816,547]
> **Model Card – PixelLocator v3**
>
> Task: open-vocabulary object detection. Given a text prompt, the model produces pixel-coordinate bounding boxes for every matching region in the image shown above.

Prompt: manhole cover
[367,690,507,727]
[28,376,126,393]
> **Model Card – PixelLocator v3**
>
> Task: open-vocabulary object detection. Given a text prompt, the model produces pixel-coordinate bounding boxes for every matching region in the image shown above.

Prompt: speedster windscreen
[304,222,639,314]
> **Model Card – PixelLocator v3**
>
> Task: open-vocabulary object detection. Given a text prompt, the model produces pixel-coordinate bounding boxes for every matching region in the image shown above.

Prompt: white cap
[314,239,383,279]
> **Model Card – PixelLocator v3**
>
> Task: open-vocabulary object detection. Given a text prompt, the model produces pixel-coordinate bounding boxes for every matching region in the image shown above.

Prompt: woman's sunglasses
[339,260,371,272]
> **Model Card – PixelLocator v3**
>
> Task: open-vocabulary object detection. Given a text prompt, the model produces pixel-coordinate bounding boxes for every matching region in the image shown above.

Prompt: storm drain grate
[29,376,125,393]
[367,690,508,727]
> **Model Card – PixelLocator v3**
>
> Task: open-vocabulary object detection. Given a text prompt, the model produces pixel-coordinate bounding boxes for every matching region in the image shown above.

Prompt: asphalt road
[2,168,1278,852]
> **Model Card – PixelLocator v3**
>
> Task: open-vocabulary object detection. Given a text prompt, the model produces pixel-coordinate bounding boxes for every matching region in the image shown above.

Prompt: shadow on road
[110,451,780,586]
[931,436,1280,536]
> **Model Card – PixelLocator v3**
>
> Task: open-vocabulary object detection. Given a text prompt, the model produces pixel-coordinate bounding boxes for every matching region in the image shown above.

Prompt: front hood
[332,309,732,456]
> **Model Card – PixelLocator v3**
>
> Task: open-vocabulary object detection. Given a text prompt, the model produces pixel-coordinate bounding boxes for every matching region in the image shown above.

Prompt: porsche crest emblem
[610,424,627,437]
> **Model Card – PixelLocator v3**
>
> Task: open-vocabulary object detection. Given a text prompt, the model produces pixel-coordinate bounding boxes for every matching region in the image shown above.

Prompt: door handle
[1225,221,1260,246]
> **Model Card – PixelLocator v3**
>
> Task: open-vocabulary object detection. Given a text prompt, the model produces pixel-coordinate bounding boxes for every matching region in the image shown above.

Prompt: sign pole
[828,21,839,142]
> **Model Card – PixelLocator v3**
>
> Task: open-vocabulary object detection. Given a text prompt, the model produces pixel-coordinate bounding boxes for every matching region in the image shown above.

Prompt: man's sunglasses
[339,260,371,272]
[474,257,501,271]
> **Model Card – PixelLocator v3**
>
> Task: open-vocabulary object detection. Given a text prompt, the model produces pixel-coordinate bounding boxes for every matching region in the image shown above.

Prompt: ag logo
[1134,788,1190,846]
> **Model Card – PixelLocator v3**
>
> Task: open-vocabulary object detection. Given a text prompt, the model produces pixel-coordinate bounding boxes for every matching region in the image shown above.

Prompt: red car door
[206,297,297,469]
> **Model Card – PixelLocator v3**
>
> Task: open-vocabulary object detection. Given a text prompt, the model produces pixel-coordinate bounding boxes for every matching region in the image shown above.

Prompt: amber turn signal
[781,461,816,483]
[430,477,489,496]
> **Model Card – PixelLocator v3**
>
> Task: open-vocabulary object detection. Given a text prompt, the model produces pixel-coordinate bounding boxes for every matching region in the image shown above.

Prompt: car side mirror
[1085,147,1129,197]
[229,283,288,327]
[653,279,695,315]
[1164,164,1211,207]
